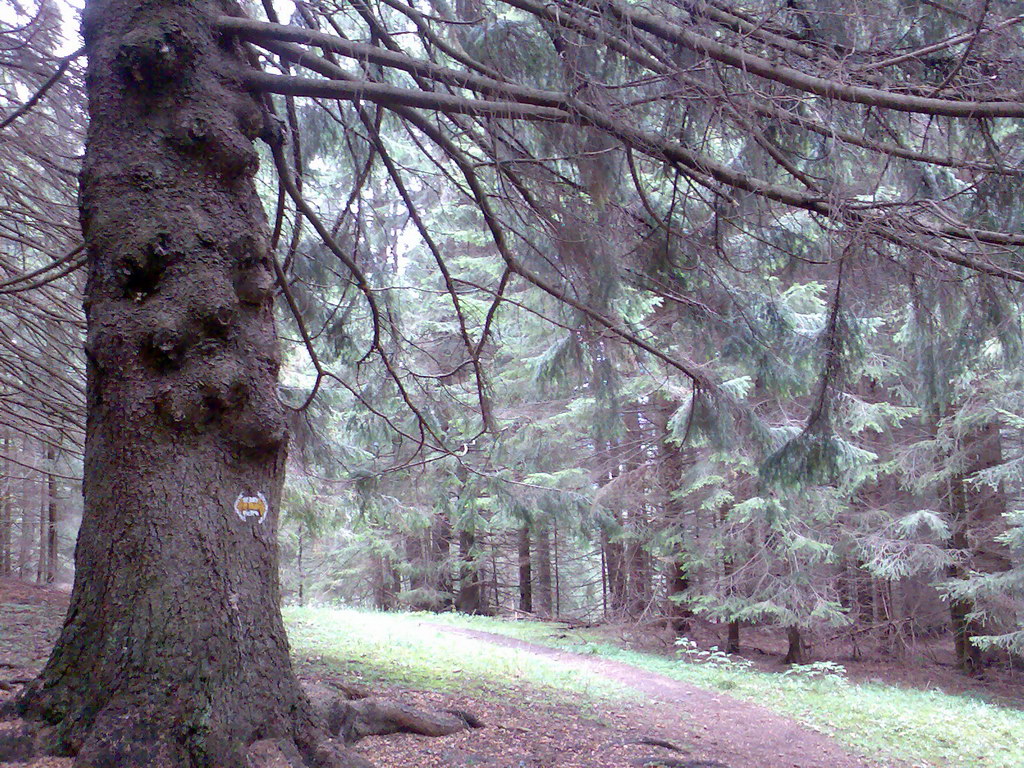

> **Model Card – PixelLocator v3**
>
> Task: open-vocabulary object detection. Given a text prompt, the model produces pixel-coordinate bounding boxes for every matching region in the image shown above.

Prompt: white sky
[56,0,84,56]
[2,0,298,57]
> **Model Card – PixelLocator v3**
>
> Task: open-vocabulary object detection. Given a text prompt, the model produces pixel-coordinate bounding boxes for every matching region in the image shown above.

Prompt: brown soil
[0,578,976,768]
[423,625,871,768]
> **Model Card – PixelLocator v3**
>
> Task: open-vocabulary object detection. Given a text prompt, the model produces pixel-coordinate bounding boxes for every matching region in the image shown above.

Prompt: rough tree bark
[14,0,323,764]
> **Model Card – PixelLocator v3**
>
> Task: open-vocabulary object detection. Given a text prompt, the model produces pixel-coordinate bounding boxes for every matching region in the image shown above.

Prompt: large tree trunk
[16,1,324,764]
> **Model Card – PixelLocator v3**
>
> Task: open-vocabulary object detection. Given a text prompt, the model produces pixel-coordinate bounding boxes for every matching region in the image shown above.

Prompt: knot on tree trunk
[116,19,193,87]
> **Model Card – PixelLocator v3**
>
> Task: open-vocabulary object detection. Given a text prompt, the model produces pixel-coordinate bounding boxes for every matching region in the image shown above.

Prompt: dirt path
[427,624,875,768]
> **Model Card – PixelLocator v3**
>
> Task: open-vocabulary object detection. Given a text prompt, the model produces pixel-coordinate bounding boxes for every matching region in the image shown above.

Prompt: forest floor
[416,623,870,768]
[2,580,1022,768]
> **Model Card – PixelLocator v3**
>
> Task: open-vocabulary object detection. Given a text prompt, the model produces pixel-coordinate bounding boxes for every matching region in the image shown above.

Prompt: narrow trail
[426,624,876,768]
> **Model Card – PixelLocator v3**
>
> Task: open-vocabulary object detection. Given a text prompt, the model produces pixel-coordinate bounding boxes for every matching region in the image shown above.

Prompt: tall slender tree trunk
[371,543,401,611]
[726,621,741,655]
[0,434,10,577]
[947,472,983,672]
[16,505,30,580]
[404,531,431,608]
[17,1,324,763]
[297,522,306,607]
[721,504,740,654]
[46,449,59,584]
[36,475,47,584]
[603,527,627,615]
[667,562,691,634]
[651,395,693,634]
[621,408,650,617]
[536,520,553,616]
[784,626,805,665]
[432,513,454,608]
[942,421,1011,673]
[17,437,33,581]
[455,529,482,614]
[490,536,500,613]
[389,565,402,606]
[517,525,532,612]
[600,542,607,616]
[371,554,389,610]
[0,475,8,578]
[553,519,561,617]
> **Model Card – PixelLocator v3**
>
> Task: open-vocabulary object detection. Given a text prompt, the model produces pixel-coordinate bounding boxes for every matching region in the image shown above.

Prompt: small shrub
[674,638,754,690]
[674,639,752,668]
[781,660,849,689]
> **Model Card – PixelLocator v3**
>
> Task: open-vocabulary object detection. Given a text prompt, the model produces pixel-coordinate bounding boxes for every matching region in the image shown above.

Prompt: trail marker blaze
[234,492,268,524]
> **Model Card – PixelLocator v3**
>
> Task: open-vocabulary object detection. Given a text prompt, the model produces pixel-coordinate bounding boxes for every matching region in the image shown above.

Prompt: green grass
[421,611,1024,768]
[283,606,631,708]
[284,607,1024,768]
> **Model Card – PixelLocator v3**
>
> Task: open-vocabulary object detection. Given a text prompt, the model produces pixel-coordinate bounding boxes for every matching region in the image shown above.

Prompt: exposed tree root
[1,682,482,768]
[629,736,684,751]
[304,681,483,745]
